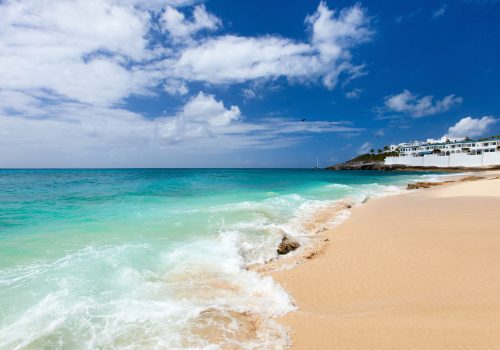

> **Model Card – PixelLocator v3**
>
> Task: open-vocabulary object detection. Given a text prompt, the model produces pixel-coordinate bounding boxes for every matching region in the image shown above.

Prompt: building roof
[419,138,500,147]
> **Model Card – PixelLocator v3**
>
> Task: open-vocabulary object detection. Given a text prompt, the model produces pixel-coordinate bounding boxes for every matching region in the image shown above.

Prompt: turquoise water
[0,169,437,349]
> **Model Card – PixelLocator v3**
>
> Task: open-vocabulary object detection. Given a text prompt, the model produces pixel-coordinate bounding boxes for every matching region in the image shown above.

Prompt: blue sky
[0,0,499,167]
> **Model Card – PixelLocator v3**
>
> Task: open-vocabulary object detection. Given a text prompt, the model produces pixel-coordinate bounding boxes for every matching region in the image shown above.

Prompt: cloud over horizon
[1,0,498,167]
[0,90,362,167]
[0,0,371,167]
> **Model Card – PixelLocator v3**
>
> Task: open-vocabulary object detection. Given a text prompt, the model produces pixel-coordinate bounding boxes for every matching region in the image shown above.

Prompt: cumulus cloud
[0,0,372,107]
[117,0,200,10]
[0,91,362,167]
[166,1,372,88]
[382,90,462,117]
[161,5,221,41]
[0,0,154,107]
[164,79,189,95]
[158,92,241,142]
[445,116,497,138]
[0,0,370,166]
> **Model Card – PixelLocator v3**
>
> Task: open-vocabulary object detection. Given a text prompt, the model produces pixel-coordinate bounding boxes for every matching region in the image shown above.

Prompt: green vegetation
[478,135,500,141]
[347,151,399,163]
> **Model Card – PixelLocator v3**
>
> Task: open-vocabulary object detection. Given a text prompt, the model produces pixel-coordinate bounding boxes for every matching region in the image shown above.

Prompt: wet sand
[273,176,500,349]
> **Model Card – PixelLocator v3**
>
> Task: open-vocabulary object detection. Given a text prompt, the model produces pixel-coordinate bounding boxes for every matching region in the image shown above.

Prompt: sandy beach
[274,174,500,349]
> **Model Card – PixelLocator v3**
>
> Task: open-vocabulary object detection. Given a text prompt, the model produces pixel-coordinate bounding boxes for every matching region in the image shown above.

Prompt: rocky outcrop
[407,175,486,190]
[459,176,484,182]
[327,161,388,171]
[407,182,445,190]
[277,236,300,255]
[327,162,497,172]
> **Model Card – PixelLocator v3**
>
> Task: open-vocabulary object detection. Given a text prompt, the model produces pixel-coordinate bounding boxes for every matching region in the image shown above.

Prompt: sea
[0,169,447,349]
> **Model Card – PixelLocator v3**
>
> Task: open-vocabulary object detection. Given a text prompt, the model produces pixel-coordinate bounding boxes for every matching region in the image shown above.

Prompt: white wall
[385,152,500,168]
[483,152,500,166]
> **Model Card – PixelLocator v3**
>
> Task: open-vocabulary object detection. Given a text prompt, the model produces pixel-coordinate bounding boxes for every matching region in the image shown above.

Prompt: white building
[387,144,400,152]
[385,138,500,168]
[386,141,425,153]
[426,136,466,144]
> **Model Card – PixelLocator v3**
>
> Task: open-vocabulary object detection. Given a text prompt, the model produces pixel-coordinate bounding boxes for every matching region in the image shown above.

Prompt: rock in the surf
[277,236,300,255]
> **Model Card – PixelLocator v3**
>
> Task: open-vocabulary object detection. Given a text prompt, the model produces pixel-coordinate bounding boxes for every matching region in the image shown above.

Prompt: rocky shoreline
[326,161,500,172]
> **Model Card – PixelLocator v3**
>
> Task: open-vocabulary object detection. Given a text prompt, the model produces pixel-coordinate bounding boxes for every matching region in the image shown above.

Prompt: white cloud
[116,0,200,10]
[0,91,362,167]
[0,0,372,109]
[164,79,189,95]
[242,88,257,101]
[445,116,497,138]
[168,35,315,84]
[358,142,372,154]
[158,92,241,142]
[345,88,362,99]
[161,5,221,41]
[166,2,372,88]
[306,2,371,62]
[383,90,462,117]
[0,1,370,166]
[432,4,448,18]
[0,0,155,107]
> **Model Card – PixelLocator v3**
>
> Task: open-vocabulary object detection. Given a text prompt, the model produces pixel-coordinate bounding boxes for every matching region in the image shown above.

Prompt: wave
[0,238,293,349]
[0,176,431,349]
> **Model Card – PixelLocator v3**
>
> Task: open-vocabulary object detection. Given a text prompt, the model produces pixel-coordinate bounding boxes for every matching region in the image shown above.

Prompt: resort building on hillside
[384,138,500,168]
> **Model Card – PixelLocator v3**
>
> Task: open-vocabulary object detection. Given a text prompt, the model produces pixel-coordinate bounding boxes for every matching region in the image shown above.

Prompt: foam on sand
[273,176,500,349]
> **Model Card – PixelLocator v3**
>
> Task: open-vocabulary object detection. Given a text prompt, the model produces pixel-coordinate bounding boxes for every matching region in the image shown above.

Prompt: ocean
[0,169,442,349]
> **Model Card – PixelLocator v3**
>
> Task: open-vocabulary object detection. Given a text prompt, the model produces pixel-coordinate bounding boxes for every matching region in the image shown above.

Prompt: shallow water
[0,169,437,349]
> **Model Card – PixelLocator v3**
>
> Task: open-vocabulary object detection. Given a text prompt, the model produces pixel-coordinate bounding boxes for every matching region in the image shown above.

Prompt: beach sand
[273,176,500,349]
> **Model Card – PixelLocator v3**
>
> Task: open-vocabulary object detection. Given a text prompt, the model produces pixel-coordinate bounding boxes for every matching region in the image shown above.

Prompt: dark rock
[407,182,444,190]
[459,176,484,182]
[326,159,500,172]
[305,252,317,260]
[277,236,300,255]
[327,161,389,171]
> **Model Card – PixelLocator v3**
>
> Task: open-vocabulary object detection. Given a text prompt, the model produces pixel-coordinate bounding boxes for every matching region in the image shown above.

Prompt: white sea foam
[0,237,293,349]
[416,172,470,183]
[0,177,429,350]
[325,183,354,189]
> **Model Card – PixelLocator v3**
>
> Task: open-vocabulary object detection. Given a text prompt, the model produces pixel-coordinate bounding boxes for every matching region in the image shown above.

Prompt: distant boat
[314,157,320,169]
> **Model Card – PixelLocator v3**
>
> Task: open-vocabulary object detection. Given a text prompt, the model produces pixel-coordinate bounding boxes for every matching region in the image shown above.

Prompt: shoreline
[270,170,500,349]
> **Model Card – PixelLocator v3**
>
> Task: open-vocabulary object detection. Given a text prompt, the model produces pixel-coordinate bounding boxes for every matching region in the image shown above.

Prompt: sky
[0,0,499,168]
